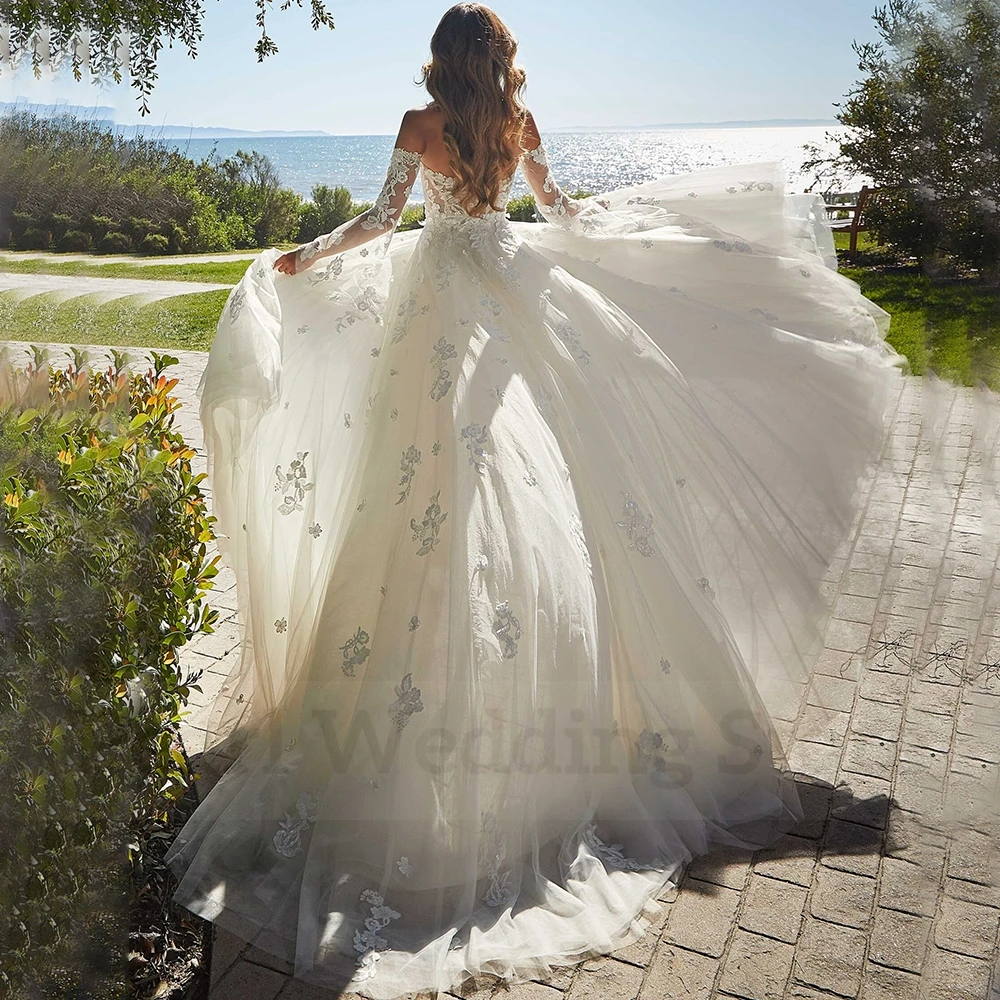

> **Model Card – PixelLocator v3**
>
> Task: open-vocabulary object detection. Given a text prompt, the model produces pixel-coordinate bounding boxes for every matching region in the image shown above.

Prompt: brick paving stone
[788,780,833,841]
[737,875,807,944]
[718,929,794,999]
[944,876,1000,909]
[934,896,1000,959]
[948,828,1000,886]
[611,899,671,968]
[796,706,851,747]
[564,957,642,1000]
[488,984,563,1000]
[843,572,883,599]
[901,708,955,753]
[907,678,961,716]
[793,918,867,998]
[807,675,859,713]
[448,975,504,999]
[841,735,897,782]
[210,959,286,1000]
[919,948,994,1000]
[858,670,909,705]
[810,867,876,929]
[244,944,294,976]
[868,909,931,975]
[787,740,842,784]
[638,943,717,1000]
[849,700,903,742]
[751,836,819,890]
[858,964,921,1000]
[684,847,753,891]
[210,927,248,988]
[830,774,891,830]
[877,857,941,917]
[820,818,882,878]
[662,884,741,958]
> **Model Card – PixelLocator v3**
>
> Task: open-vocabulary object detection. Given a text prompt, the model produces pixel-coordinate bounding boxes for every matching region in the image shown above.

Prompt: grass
[0,256,251,285]
[833,232,1000,390]
[0,289,229,352]
[1,236,998,384]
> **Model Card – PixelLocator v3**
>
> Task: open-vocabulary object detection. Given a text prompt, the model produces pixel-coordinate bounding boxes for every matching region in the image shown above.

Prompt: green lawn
[1,243,998,385]
[0,257,251,285]
[0,289,229,352]
[834,233,1000,390]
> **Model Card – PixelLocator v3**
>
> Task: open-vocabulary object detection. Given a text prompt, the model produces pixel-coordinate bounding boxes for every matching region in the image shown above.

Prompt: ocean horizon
[158,125,862,203]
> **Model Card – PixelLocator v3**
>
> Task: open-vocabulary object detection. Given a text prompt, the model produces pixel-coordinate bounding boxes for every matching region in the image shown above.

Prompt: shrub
[58,229,93,252]
[98,231,132,254]
[19,227,52,250]
[506,193,538,222]
[0,347,218,997]
[805,0,1000,275]
[138,233,170,255]
[398,204,426,231]
[297,183,357,241]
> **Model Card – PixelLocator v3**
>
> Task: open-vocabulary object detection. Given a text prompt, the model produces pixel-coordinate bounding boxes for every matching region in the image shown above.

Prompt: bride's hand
[273,251,302,275]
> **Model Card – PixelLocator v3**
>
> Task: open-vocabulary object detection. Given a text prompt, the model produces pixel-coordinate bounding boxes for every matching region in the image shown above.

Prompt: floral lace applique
[396,445,421,505]
[361,147,422,232]
[340,626,371,676]
[275,452,314,514]
[388,672,424,731]
[352,888,401,981]
[616,492,655,557]
[429,336,458,402]
[481,811,516,907]
[636,729,668,772]
[411,490,448,556]
[461,422,489,473]
[492,601,522,659]
[273,791,320,858]
[228,286,247,322]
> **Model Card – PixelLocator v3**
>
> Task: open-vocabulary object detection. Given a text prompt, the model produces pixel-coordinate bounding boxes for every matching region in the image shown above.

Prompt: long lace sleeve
[294,145,422,268]
[519,139,580,228]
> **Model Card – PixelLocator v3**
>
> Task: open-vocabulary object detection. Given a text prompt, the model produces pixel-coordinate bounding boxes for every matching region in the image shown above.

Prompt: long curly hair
[420,4,528,215]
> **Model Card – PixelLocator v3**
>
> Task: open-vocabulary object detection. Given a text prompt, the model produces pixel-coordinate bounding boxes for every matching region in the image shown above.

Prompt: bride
[165,4,904,996]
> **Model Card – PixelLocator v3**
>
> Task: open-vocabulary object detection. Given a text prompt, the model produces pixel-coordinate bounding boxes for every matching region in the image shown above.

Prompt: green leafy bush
[139,233,170,255]
[98,231,132,254]
[506,193,538,222]
[297,183,358,241]
[398,203,426,231]
[20,227,52,250]
[805,0,1000,276]
[58,229,94,252]
[0,347,218,996]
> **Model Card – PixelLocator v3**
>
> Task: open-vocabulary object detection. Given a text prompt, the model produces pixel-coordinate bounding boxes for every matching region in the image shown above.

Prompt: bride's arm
[519,111,601,227]
[275,112,425,274]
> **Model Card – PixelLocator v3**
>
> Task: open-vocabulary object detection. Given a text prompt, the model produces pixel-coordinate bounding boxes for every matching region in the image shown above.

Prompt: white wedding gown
[165,138,905,997]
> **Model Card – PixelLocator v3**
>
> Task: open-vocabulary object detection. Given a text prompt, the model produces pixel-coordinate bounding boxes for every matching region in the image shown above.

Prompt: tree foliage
[807,0,1000,274]
[0,347,218,996]
[0,0,336,115]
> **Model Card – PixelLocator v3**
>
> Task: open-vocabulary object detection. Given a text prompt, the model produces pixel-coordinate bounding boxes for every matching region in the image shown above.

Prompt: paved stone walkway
[4,340,999,1000]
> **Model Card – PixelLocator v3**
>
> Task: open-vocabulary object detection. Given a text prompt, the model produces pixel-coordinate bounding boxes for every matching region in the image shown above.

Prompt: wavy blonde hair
[420,4,528,215]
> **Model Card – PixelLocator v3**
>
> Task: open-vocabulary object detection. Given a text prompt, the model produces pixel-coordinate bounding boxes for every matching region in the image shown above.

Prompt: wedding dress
[164,135,906,997]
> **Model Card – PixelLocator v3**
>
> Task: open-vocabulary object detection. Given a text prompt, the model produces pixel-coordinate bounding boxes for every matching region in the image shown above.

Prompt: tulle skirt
[165,162,906,997]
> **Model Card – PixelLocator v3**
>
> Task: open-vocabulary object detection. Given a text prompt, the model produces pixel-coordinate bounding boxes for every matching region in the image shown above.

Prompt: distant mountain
[548,118,840,132]
[0,101,330,137]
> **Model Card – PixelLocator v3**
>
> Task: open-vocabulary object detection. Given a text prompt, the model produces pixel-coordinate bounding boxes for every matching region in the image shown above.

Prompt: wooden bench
[824,185,881,260]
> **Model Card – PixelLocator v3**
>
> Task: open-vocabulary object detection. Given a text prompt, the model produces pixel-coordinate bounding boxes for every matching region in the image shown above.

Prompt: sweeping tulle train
[164,148,906,997]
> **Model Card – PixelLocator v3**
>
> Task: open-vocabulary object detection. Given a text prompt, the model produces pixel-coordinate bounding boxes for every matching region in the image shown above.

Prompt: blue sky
[1,0,883,133]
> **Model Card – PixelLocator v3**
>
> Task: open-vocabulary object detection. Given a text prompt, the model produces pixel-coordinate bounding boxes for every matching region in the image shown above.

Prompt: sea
[162,126,864,204]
